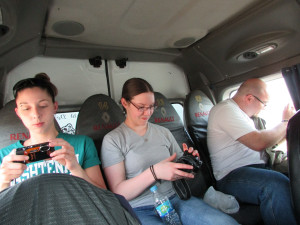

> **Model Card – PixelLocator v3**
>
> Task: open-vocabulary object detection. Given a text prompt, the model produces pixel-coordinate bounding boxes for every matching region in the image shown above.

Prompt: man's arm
[238,103,295,151]
[238,121,288,151]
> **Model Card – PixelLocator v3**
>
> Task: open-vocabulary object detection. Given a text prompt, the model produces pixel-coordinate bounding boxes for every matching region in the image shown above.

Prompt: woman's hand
[182,143,200,158]
[154,153,195,181]
[0,149,28,191]
[154,144,200,181]
[49,138,106,189]
[49,138,81,172]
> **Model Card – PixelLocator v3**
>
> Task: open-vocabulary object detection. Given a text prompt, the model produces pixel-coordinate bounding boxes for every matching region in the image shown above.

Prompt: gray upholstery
[0,174,140,224]
[184,90,215,186]
[149,92,194,150]
[0,101,29,149]
[184,90,214,141]
[75,94,125,157]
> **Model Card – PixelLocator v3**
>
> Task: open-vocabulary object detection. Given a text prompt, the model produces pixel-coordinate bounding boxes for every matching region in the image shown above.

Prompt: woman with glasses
[0,73,106,191]
[101,78,239,225]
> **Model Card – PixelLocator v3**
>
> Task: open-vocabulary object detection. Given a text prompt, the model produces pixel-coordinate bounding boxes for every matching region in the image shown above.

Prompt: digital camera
[16,142,54,164]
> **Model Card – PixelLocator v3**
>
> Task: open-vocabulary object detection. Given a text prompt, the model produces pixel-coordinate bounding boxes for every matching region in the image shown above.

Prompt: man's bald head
[236,78,268,98]
[232,78,269,117]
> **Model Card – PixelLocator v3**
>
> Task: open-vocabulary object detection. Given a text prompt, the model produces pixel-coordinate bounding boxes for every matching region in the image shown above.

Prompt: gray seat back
[0,100,29,149]
[75,94,125,157]
[184,90,215,185]
[149,92,209,197]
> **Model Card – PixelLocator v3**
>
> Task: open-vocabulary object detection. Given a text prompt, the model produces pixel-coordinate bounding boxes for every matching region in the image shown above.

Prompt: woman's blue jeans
[216,164,297,225]
[133,194,238,225]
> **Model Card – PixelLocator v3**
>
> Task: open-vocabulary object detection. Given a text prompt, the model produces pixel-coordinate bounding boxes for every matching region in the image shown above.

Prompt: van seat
[0,100,29,149]
[149,92,210,197]
[184,90,215,186]
[75,94,125,157]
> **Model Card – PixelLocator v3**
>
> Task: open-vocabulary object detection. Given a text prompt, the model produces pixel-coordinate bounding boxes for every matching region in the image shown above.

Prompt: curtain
[282,64,300,110]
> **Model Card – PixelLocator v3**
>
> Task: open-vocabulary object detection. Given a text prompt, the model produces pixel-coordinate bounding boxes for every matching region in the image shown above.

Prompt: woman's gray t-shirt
[101,122,183,208]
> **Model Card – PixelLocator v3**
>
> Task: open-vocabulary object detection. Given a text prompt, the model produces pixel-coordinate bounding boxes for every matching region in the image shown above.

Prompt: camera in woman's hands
[177,151,202,173]
[15,142,54,164]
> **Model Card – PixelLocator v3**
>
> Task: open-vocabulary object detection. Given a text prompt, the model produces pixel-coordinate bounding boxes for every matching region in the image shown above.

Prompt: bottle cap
[150,185,158,192]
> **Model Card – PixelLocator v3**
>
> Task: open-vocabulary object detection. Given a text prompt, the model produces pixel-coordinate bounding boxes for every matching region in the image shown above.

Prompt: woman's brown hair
[121,78,154,101]
[13,73,58,102]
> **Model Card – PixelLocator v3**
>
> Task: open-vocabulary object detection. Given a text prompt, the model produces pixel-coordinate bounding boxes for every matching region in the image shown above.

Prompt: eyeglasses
[129,100,157,113]
[252,95,267,107]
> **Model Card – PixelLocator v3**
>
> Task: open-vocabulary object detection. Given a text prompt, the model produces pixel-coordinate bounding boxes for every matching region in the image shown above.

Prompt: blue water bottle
[150,185,182,225]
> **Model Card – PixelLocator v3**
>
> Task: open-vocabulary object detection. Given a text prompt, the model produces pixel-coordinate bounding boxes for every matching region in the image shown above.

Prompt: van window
[172,103,184,123]
[55,112,79,135]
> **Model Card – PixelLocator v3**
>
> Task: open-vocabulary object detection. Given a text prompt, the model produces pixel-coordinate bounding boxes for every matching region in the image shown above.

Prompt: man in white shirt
[207,78,296,225]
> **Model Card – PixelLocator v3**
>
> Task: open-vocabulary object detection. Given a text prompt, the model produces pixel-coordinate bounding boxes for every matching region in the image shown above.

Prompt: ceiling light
[255,44,277,55]
[236,43,277,62]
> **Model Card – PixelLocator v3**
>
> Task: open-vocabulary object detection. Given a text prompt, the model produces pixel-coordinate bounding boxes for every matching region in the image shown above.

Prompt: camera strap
[172,177,191,200]
[172,153,202,200]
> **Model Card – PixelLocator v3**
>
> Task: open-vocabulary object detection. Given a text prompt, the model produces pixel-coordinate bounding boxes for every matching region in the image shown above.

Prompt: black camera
[176,150,202,173]
[16,142,54,164]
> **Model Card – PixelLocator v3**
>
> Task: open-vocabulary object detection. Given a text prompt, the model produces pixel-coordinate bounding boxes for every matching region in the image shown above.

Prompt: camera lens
[39,146,50,152]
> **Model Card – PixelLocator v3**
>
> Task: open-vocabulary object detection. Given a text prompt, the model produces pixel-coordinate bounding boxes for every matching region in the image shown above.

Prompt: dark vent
[0,25,9,37]
[243,51,258,60]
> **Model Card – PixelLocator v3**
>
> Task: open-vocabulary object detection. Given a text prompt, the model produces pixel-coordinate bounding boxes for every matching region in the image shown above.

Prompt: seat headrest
[149,92,194,148]
[75,94,125,154]
[149,92,183,130]
[0,101,29,149]
[184,90,214,128]
[184,90,216,188]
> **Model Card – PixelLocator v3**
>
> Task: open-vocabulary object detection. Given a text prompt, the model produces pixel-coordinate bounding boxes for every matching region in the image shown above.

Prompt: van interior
[1,0,300,224]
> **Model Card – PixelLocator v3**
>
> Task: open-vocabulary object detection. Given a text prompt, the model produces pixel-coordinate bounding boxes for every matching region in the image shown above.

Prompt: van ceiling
[1,0,300,98]
[45,0,260,50]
